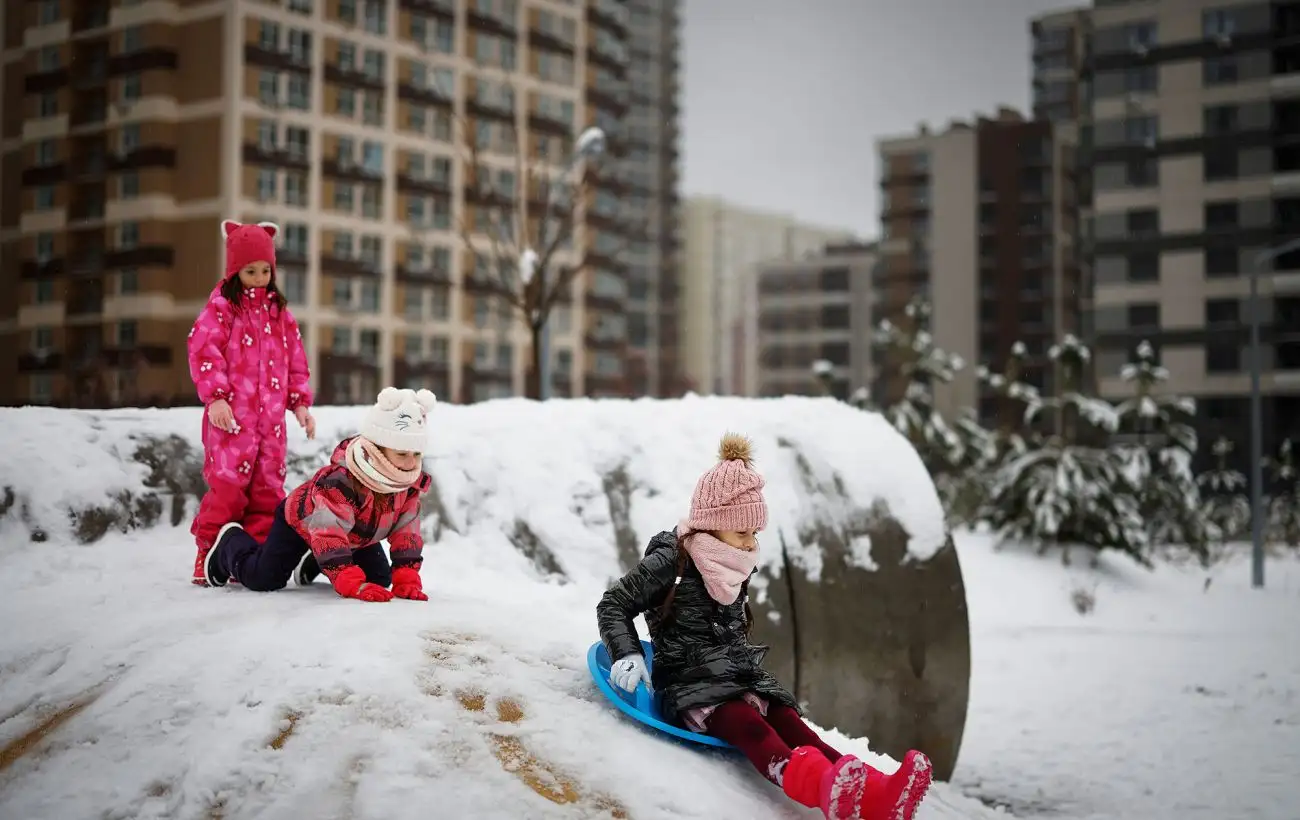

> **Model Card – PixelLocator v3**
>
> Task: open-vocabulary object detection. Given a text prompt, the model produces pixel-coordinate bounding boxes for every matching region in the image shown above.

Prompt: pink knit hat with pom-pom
[684,432,768,532]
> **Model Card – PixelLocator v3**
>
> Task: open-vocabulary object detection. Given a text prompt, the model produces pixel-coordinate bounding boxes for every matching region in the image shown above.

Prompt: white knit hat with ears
[360,387,438,453]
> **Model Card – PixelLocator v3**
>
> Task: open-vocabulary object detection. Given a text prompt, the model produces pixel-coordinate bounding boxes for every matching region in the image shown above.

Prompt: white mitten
[609,654,651,693]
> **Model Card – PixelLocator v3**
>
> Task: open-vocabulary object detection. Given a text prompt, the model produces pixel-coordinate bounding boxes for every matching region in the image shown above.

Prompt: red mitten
[330,564,394,603]
[391,566,428,601]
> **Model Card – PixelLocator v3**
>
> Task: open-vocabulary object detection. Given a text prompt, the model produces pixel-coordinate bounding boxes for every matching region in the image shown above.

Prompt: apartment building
[754,241,876,399]
[680,196,854,396]
[876,108,1084,425]
[618,0,682,398]
[0,0,646,408]
[1072,0,1300,461]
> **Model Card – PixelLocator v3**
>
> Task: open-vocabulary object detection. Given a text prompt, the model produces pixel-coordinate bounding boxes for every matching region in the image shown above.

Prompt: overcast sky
[680,0,1086,236]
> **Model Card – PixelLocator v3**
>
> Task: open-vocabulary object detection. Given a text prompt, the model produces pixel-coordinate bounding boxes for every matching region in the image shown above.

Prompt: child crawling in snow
[202,387,436,603]
[595,433,932,820]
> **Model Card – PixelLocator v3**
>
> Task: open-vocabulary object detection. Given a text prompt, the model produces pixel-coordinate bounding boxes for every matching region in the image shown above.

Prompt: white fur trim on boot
[360,387,437,453]
[205,522,243,587]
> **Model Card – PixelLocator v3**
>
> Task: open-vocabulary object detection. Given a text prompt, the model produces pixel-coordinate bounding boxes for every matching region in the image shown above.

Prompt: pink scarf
[676,522,758,605]
[345,437,421,494]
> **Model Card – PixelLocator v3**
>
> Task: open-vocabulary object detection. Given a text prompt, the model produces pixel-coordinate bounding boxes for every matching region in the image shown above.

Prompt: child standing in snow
[596,434,932,820]
[187,219,316,585]
[203,387,435,604]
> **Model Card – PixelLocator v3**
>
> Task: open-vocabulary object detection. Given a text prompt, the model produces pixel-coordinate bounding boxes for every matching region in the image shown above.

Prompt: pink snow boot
[819,754,869,819]
[858,750,932,820]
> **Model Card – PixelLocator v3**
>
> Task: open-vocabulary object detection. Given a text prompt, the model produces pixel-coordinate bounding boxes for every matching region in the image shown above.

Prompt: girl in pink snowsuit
[186,219,316,585]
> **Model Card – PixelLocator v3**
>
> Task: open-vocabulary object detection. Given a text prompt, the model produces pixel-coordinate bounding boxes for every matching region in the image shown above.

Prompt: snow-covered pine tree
[1113,340,1213,561]
[980,334,1148,565]
[1197,436,1251,541]
[975,340,1042,461]
[871,297,967,477]
[1266,438,1300,547]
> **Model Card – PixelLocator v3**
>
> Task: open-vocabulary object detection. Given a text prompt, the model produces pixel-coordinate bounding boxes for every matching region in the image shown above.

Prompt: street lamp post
[535,127,606,400]
[1247,236,1300,589]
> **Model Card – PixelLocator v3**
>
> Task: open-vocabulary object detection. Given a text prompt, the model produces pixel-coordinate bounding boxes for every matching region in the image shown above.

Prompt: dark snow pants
[212,501,392,591]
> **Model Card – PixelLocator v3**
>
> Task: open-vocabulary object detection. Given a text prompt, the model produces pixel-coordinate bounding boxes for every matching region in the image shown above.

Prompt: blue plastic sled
[587,640,735,750]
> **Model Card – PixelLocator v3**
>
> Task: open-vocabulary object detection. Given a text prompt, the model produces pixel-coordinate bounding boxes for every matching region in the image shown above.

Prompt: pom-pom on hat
[222,219,279,282]
[684,432,768,533]
[360,387,438,453]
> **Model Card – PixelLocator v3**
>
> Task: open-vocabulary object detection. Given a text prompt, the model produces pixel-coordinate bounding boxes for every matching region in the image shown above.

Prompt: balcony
[322,63,385,92]
[72,3,110,32]
[242,142,311,172]
[396,81,454,109]
[18,350,64,373]
[68,200,106,224]
[394,260,453,285]
[318,252,381,278]
[466,8,517,38]
[398,0,455,20]
[243,42,312,74]
[69,249,106,276]
[528,27,575,57]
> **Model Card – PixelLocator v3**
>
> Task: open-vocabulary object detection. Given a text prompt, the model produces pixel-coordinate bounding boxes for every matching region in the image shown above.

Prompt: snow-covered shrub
[1113,341,1213,562]
[981,335,1149,564]
[1197,437,1251,541]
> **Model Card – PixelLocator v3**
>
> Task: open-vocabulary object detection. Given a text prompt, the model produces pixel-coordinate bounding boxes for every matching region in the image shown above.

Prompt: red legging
[706,700,842,785]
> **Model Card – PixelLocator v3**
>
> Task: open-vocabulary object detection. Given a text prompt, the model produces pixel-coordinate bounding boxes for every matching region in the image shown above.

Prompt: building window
[1204,149,1237,181]
[285,172,308,206]
[287,73,310,109]
[118,171,139,199]
[35,279,55,303]
[334,182,354,211]
[119,123,141,154]
[118,268,139,294]
[1205,298,1239,326]
[37,45,60,71]
[1206,344,1239,373]
[1205,201,1238,229]
[1126,158,1157,187]
[1124,65,1157,93]
[281,269,306,304]
[117,221,139,248]
[336,87,356,117]
[34,186,55,210]
[288,0,312,14]
[36,140,56,165]
[259,70,280,106]
[257,168,277,201]
[121,25,143,53]
[284,222,309,256]
[1206,246,1238,277]
[37,0,59,26]
[362,91,383,125]
[1203,55,1237,85]
[361,185,381,218]
[39,92,58,117]
[288,29,311,63]
[1128,252,1159,282]
[36,233,54,260]
[121,73,141,102]
[1203,8,1236,38]
[363,0,386,34]
[1203,104,1237,135]
[116,320,138,347]
[1127,303,1159,331]
[1127,208,1159,236]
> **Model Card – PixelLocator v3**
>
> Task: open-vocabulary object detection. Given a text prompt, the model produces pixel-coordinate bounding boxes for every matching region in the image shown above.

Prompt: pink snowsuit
[188,222,312,549]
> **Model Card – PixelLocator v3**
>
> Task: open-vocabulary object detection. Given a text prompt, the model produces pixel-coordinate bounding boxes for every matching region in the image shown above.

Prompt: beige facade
[0,0,649,407]
[877,108,1083,423]
[680,195,853,396]
[754,242,876,399]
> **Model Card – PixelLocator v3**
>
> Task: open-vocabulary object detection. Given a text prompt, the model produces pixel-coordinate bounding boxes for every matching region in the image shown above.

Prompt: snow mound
[0,396,950,573]
[0,398,984,818]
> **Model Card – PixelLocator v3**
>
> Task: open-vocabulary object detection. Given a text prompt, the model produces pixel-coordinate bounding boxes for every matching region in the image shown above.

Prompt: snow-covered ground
[951,533,1300,820]
[0,400,1298,819]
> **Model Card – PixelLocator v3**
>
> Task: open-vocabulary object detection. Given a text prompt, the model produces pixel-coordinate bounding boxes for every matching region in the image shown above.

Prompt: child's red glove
[330,564,393,603]
[391,566,428,601]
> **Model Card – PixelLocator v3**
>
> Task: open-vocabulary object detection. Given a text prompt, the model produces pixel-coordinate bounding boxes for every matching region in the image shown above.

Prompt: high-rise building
[754,241,877,399]
[680,196,854,396]
[0,0,654,408]
[1055,0,1300,463]
[876,108,1085,425]
[620,0,681,398]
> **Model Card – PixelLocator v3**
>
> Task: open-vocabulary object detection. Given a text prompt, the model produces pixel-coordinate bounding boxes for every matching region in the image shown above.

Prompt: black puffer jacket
[596,529,799,723]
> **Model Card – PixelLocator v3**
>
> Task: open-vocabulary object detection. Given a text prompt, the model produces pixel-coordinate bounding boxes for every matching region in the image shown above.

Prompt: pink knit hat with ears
[684,433,769,532]
[221,219,279,282]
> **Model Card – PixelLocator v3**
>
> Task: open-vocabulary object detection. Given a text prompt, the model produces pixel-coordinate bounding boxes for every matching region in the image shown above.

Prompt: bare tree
[444,73,614,399]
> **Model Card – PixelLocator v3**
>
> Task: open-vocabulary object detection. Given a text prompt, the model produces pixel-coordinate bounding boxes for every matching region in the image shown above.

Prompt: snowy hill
[0,398,990,820]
